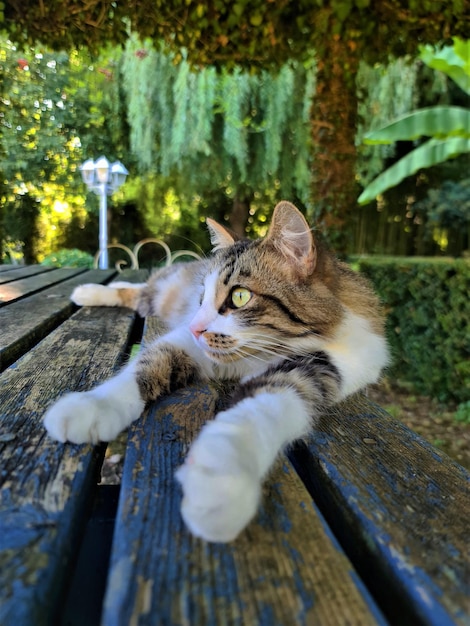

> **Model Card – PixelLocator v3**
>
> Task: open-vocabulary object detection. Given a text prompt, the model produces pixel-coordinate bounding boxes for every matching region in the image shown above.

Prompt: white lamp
[111,161,129,189]
[80,157,128,269]
[95,156,110,184]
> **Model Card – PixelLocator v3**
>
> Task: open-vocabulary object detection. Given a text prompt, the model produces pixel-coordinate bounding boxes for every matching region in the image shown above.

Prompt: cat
[44,201,389,542]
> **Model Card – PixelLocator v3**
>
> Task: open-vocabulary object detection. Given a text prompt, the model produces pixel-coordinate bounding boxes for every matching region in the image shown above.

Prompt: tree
[0,41,83,261]
[0,37,127,262]
[3,1,468,249]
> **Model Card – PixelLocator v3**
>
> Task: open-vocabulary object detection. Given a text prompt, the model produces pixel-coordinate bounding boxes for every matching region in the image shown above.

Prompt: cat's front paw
[71,284,108,307]
[176,423,261,542]
[44,392,122,444]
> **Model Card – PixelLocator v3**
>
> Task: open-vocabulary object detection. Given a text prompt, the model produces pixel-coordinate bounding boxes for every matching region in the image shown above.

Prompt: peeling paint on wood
[0,275,142,626]
[290,396,470,626]
[0,269,116,372]
[102,316,387,626]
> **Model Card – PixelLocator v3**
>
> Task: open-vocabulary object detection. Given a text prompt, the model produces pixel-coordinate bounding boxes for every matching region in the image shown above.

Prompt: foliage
[420,37,470,96]
[3,0,468,255]
[362,106,470,143]
[348,159,470,258]
[356,57,421,187]
[359,39,470,204]
[0,36,129,262]
[2,0,468,68]
[1,27,468,261]
[358,256,470,404]
[454,401,470,424]
[359,136,470,205]
[120,36,315,204]
[41,249,94,268]
[412,177,470,253]
[119,176,209,256]
[0,39,85,260]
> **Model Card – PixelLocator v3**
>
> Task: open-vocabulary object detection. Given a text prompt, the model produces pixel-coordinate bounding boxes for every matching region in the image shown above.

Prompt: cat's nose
[189,323,206,339]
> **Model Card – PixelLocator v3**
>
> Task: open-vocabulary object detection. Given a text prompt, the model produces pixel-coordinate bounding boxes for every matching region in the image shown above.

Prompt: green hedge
[41,249,94,268]
[357,256,470,404]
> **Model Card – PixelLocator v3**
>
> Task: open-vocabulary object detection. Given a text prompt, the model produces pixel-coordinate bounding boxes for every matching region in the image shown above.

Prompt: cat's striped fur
[44,201,388,542]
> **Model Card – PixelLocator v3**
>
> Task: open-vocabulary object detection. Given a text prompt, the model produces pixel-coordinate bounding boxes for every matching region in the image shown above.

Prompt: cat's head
[206,200,316,279]
[189,201,341,365]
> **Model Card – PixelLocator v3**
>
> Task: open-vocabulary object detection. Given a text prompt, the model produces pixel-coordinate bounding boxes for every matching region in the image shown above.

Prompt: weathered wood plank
[290,395,470,626]
[0,269,116,372]
[103,319,386,626]
[0,265,54,283]
[0,265,22,274]
[0,267,86,305]
[103,387,387,626]
[0,305,141,626]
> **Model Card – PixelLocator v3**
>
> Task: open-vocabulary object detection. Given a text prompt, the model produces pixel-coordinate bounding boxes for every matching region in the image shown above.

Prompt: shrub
[41,249,94,268]
[357,256,470,403]
[454,401,470,424]
[413,178,470,256]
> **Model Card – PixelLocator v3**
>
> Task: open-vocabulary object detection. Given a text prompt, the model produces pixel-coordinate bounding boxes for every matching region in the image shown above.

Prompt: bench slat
[0,269,116,372]
[0,265,23,274]
[103,387,387,626]
[0,265,54,283]
[0,267,86,305]
[290,395,470,626]
[0,305,140,626]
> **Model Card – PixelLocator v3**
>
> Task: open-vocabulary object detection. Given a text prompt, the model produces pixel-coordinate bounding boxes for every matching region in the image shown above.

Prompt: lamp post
[80,157,129,269]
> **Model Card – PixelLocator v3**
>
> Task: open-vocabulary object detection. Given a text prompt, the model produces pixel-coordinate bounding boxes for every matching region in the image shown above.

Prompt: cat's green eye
[231,287,252,308]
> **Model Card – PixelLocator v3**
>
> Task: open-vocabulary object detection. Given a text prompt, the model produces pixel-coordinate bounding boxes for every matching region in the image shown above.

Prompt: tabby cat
[44,201,388,542]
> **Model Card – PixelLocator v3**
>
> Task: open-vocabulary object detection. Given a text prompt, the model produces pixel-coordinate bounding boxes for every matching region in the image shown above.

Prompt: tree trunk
[310,35,360,254]
[20,196,41,264]
[0,185,4,263]
[229,194,251,238]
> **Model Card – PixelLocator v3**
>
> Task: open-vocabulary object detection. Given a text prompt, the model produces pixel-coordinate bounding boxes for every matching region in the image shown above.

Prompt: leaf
[250,13,263,26]
[358,137,470,205]
[453,38,470,69]
[420,39,470,96]
[363,106,470,144]
[332,0,353,22]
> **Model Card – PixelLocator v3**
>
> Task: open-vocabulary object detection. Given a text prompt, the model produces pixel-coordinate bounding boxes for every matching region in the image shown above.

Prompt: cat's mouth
[203,344,262,364]
[200,332,239,363]
[203,347,242,363]
[199,332,259,363]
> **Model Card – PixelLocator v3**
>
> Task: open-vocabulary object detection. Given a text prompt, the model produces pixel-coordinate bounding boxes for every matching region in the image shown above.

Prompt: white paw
[175,422,261,542]
[44,392,124,444]
[71,284,109,307]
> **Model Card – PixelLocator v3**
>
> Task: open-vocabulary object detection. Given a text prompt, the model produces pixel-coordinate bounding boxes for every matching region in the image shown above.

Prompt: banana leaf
[420,40,470,96]
[363,106,470,145]
[358,137,470,205]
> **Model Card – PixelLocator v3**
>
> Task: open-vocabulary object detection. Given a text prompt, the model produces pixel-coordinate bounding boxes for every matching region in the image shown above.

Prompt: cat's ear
[206,218,237,251]
[266,201,316,277]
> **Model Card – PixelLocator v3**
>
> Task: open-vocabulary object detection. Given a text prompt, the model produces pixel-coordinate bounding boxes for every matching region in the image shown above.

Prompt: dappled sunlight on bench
[0,284,22,303]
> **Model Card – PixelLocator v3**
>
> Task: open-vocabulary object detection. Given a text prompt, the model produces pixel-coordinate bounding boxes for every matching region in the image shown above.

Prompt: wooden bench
[0,265,468,626]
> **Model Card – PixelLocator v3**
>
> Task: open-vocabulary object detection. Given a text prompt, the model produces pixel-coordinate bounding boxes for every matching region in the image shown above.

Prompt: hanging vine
[120,37,317,205]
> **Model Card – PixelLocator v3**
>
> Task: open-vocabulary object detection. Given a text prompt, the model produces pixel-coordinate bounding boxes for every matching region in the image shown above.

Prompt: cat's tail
[71,282,147,312]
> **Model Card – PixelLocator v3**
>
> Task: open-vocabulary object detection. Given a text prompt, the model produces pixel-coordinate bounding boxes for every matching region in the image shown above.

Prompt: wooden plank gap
[58,484,121,626]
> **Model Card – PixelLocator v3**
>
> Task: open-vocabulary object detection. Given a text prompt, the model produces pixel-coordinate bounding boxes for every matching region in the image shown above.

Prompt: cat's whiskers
[237,332,314,360]
[243,343,293,361]
[254,332,322,356]
[231,346,280,364]
[234,336,295,362]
